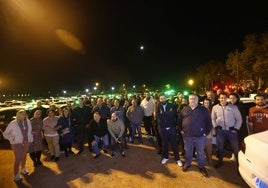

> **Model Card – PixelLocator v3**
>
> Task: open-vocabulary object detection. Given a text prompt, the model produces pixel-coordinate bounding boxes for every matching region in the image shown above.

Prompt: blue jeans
[131,123,142,142]
[93,134,109,155]
[183,135,206,168]
[161,126,179,160]
[216,129,239,162]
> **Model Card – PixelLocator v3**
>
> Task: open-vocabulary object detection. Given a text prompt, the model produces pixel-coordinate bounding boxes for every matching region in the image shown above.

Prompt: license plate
[256,178,268,188]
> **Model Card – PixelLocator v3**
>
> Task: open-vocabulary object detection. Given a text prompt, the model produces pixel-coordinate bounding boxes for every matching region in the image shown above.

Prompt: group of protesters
[3,90,268,182]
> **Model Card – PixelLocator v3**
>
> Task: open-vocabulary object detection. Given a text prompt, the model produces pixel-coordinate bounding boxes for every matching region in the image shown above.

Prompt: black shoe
[50,155,55,160]
[69,150,75,154]
[199,167,209,177]
[55,157,60,162]
[121,152,125,157]
[214,161,224,168]
[37,161,43,166]
[94,154,101,159]
[182,165,191,172]
[103,149,108,154]
[77,150,83,155]
[111,152,116,157]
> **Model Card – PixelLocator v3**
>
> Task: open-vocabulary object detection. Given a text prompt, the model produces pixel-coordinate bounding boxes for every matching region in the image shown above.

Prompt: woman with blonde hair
[3,109,33,182]
[29,110,43,167]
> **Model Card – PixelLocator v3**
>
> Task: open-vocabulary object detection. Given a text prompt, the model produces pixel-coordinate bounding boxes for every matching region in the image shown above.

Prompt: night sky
[1,0,268,94]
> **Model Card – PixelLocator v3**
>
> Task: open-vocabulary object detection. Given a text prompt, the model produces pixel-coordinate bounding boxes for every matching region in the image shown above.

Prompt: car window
[0,110,18,121]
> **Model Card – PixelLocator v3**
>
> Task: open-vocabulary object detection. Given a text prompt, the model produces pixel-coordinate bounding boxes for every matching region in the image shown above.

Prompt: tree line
[194,32,268,93]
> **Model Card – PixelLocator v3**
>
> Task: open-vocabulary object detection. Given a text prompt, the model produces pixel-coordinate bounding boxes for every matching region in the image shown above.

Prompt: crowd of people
[3,90,268,182]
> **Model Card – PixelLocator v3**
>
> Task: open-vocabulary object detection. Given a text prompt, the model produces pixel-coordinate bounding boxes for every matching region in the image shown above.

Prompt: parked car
[0,106,28,142]
[238,130,268,188]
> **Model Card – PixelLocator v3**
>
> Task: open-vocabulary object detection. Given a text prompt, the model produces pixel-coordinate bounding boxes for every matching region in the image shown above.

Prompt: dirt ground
[0,131,249,188]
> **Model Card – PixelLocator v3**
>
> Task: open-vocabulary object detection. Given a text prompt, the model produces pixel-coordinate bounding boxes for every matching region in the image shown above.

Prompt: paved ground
[0,132,249,188]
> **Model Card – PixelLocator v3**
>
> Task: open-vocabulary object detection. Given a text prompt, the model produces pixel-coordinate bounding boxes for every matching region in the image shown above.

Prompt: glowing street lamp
[188,79,194,86]
[85,89,89,93]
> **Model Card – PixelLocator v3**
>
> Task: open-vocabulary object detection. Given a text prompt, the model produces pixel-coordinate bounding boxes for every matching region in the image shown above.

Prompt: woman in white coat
[3,109,33,182]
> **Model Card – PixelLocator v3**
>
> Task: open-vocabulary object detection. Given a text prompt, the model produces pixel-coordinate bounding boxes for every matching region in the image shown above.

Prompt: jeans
[93,134,109,155]
[131,123,142,142]
[161,126,179,160]
[183,135,206,168]
[216,129,239,162]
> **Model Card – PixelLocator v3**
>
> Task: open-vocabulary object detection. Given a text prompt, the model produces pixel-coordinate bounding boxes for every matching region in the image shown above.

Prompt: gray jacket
[211,103,242,131]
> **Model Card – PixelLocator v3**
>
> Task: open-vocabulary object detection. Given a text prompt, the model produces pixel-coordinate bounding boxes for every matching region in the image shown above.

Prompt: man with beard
[248,94,268,134]
[107,113,126,157]
[156,95,183,167]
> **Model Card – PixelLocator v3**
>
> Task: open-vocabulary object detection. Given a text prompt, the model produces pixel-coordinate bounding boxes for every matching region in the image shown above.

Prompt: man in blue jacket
[178,94,212,177]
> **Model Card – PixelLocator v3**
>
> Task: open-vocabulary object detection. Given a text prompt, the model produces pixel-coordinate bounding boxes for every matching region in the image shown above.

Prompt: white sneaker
[14,174,22,182]
[230,153,236,161]
[161,158,169,164]
[20,168,29,175]
[177,160,183,167]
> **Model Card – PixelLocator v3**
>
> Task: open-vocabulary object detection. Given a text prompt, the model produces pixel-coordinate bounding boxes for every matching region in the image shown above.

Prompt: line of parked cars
[0,98,75,142]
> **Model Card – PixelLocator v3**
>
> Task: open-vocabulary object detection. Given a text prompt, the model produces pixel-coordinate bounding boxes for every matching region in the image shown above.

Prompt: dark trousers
[143,116,154,136]
[161,126,180,161]
[76,126,86,151]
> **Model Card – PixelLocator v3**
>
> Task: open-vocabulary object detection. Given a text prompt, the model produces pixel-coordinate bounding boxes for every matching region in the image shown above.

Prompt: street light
[188,79,194,86]
[85,88,89,93]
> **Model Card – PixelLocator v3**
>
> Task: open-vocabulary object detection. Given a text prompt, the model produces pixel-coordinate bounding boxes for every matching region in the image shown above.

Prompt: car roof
[0,106,28,112]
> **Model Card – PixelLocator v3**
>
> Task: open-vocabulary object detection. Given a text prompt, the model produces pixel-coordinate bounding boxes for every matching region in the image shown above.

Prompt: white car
[238,130,268,188]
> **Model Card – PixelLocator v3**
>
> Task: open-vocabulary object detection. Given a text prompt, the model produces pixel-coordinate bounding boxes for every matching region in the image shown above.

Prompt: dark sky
[1,0,268,94]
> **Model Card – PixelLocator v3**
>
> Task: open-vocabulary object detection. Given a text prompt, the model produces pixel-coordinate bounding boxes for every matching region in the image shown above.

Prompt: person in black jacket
[178,94,212,177]
[88,112,109,158]
[156,95,183,167]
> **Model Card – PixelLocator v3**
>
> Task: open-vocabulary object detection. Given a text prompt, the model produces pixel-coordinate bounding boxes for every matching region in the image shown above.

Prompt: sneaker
[20,168,29,175]
[182,165,191,172]
[199,167,209,177]
[177,160,183,167]
[121,151,126,157]
[69,150,75,154]
[111,151,116,157]
[214,161,224,168]
[94,154,101,159]
[50,155,55,160]
[129,137,132,142]
[161,158,169,164]
[77,150,83,155]
[14,174,22,182]
[153,136,157,142]
[230,153,236,161]
[54,157,60,162]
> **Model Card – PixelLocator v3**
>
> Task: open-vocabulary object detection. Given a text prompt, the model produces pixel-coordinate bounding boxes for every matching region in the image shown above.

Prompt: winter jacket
[3,119,33,144]
[178,105,212,137]
[211,103,242,131]
[156,102,177,128]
